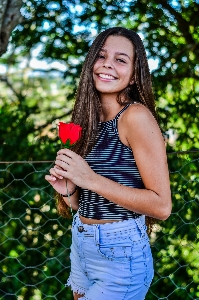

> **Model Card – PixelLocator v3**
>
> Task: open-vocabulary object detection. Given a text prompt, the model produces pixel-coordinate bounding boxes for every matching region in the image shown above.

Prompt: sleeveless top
[78,104,144,220]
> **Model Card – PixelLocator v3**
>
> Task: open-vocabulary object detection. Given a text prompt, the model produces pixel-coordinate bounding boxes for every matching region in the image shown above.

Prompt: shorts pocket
[97,242,133,261]
[130,240,154,289]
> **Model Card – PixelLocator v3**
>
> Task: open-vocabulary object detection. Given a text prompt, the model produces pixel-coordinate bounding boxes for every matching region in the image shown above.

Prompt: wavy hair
[59,27,158,233]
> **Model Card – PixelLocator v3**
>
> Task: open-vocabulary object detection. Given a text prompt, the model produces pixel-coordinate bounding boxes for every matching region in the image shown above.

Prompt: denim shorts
[66,212,154,300]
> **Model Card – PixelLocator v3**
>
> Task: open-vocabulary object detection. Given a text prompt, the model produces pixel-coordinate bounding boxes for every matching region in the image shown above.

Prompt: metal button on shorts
[78,226,85,232]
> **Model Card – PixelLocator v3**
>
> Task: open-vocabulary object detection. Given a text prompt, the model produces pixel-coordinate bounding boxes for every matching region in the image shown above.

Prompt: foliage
[0,0,199,299]
[0,59,74,161]
[147,152,199,299]
[0,162,73,299]
[9,0,199,151]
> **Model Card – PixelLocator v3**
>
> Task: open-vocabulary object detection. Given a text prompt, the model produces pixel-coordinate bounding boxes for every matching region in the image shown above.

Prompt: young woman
[45,27,172,300]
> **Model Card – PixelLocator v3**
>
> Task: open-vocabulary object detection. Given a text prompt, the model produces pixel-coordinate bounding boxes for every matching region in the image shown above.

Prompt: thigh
[73,292,85,300]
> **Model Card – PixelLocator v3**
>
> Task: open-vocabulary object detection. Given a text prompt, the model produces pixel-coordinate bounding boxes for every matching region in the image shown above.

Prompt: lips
[98,73,117,80]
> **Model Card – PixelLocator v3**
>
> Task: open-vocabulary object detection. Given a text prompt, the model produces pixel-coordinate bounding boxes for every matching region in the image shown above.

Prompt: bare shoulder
[121,103,159,131]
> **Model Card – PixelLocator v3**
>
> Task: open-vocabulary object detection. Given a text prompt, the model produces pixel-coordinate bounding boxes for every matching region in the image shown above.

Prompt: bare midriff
[79,215,120,224]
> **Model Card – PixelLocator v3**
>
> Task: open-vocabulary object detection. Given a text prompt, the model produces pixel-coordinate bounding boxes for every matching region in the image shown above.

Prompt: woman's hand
[45,165,76,195]
[54,148,96,190]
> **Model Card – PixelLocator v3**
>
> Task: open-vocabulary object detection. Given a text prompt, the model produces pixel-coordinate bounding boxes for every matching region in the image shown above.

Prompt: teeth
[99,73,115,79]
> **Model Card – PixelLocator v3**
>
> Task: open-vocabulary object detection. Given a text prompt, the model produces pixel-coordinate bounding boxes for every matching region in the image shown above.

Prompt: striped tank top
[78,104,144,220]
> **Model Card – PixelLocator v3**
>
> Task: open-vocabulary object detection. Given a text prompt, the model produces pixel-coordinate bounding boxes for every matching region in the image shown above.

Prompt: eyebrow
[100,49,131,60]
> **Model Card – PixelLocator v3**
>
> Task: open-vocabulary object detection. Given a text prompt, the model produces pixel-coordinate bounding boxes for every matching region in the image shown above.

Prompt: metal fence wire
[0,151,199,300]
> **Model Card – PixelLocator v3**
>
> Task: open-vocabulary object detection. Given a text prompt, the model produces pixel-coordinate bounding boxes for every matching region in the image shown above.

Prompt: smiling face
[93,35,135,100]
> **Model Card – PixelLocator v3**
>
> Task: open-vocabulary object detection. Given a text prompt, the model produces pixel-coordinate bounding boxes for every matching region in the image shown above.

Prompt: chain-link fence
[0,151,199,300]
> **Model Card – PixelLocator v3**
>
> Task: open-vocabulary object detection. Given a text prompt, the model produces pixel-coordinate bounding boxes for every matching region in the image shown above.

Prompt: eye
[97,53,105,59]
[116,58,126,63]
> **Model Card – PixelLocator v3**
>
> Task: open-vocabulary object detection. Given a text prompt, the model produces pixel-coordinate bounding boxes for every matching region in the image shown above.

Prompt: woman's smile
[97,73,118,81]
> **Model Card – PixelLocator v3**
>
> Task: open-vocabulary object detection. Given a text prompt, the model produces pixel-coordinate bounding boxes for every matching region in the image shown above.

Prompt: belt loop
[72,212,78,226]
[135,215,146,238]
[74,212,82,229]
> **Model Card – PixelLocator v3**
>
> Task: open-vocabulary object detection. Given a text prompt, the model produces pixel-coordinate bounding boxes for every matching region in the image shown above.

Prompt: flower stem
[66,180,73,217]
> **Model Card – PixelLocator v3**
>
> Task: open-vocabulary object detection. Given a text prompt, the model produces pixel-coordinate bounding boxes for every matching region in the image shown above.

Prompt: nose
[103,58,113,69]
[103,63,112,68]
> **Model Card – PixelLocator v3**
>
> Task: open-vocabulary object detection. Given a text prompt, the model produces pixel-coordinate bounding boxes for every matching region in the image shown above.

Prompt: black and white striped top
[79,104,143,220]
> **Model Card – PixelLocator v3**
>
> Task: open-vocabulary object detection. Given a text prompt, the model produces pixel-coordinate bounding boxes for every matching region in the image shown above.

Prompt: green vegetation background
[0,1,199,299]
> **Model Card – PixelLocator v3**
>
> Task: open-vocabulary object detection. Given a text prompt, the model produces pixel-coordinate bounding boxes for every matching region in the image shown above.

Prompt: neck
[100,94,124,122]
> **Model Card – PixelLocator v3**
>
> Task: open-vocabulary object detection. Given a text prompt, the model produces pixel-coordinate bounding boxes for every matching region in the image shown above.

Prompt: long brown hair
[59,27,158,233]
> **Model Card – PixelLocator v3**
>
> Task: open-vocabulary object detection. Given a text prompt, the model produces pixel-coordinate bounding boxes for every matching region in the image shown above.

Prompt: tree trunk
[0,0,23,56]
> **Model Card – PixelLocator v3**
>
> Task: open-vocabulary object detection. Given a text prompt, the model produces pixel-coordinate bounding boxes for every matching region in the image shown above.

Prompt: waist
[79,215,121,224]
[74,212,146,230]
[72,212,147,242]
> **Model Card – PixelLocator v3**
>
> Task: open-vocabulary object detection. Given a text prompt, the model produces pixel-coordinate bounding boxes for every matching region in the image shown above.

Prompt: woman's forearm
[88,173,171,220]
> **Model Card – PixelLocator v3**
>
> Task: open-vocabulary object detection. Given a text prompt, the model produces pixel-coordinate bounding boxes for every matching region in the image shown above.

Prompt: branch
[157,0,196,45]
[31,68,65,74]
[35,110,73,131]
[0,75,24,100]
[0,0,23,56]
[0,0,8,28]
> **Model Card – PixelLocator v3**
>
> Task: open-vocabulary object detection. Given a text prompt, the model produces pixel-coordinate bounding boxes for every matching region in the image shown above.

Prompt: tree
[9,0,199,151]
[0,0,23,56]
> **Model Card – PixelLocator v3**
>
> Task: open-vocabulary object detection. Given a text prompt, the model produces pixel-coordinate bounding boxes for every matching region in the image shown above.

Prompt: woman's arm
[54,105,172,220]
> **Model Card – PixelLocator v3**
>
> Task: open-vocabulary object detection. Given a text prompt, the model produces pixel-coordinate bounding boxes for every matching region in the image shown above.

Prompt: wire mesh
[0,162,73,300]
[0,151,199,300]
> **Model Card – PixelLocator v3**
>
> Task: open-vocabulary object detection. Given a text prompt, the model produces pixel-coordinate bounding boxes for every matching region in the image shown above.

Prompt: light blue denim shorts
[66,212,154,300]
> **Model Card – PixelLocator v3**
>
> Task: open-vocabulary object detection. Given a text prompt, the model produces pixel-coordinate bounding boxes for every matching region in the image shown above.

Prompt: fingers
[45,174,56,183]
[55,159,68,171]
[55,154,74,171]
[52,168,66,178]
[46,149,80,184]
[57,148,78,158]
[49,167,63,180]
[54,165,62,170]
[56,153,71,163]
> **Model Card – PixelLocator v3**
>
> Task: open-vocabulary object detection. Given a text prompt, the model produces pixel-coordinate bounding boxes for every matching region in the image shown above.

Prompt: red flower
[58,122,82,147]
